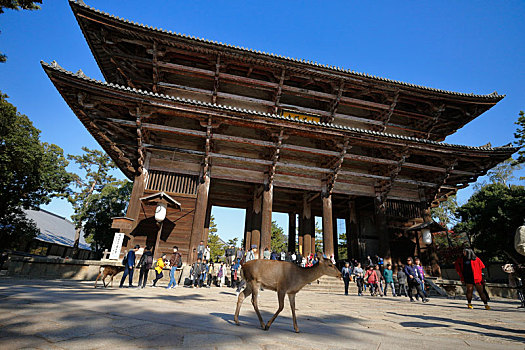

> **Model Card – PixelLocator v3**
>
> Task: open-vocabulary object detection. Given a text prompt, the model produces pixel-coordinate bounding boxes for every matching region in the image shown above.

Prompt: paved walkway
[0,279,523,349]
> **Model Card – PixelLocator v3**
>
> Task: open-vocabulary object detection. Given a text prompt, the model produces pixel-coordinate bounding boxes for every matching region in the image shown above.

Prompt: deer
[94,265,125,288]
[234,254,342,332]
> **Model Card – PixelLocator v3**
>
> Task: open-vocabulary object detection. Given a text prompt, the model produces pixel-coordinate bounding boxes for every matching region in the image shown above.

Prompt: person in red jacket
[455,248,490,310]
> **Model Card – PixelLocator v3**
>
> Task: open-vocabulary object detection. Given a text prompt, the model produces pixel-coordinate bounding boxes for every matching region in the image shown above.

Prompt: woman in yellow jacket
[152,254,167,287]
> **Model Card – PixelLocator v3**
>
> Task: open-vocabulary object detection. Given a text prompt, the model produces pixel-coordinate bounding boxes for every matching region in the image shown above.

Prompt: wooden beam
[379,89,399,132]
[268,128,284,186]
[325,138,350,195]
[273,69,285,113]
[328,80,344,123]
[212,55,221,104]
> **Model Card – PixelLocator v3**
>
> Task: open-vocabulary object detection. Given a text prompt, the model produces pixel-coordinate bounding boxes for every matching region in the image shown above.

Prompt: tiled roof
[25,209,92,251]
[42,60,519,154]
[70,0,504,101]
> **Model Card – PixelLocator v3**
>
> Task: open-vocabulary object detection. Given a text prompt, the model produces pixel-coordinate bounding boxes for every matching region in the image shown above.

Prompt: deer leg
[234,282,252,325]
[94,272,101,288]
[288,293,299,333]
[265,290,286,331]
[250,283,266,330]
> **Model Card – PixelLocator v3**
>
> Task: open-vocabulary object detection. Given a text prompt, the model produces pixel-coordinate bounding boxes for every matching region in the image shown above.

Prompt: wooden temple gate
[43,1,518,265]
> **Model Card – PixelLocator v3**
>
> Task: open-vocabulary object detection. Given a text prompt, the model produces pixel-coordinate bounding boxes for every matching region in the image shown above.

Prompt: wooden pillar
[311,218,316,254]
[250,185,263,251]
[288,212,296,253]
[244,206,252,250]
[332,215,339,261]
[374,198,390,260]
[260,183,273,258]
[202,203,212,246]
[189,175,210,263]
[123,172,147,247]
[302,194,313,256]
[153,221,164,260]
[322,194,334,257]
[346,199,359,260]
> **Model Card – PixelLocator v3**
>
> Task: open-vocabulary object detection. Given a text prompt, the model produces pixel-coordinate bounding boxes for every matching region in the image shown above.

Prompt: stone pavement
[0,279,523,350]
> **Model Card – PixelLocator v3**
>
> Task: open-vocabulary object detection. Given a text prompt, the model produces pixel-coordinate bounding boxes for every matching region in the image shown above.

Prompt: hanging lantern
[155,202,167,222]
[422,228,432,245]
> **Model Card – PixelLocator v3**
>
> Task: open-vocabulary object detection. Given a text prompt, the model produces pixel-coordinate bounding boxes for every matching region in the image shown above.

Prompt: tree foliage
[514,110,525,170]
[0,92,71,249]
[207,215,224,261]
[338,232,348,260]
[431,195,459,228]
[62,147,117,251]
[0,1,42,62]
[82,180,132,255]
[271,221,287,253]
[314,221,323,253]
[454,183,525,262]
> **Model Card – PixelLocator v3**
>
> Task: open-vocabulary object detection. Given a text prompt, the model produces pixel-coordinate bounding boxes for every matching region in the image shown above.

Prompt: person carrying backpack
[119,245,139,288]
[167,246,182,289]
[137,246,153,289]
[152,254,166,287]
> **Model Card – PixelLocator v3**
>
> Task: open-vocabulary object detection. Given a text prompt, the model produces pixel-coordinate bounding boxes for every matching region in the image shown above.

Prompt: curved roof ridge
[69,0,504,101]
[41,60,518,154]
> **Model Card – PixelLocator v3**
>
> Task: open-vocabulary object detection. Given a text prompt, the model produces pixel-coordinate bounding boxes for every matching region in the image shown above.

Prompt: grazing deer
[234,254,342,332]
[94,265,125,288]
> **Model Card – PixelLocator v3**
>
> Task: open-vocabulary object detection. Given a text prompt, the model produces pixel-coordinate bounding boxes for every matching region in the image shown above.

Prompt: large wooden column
[302,194,313,256]
[322,194,334,257]
[202,203,212,246]
[250,185,263,251]
[123,171,147,248]
[374,198,390,260]
[311,218,316,254]
[244,206,252,250]
[189,174,210,263]
[332,215,339,261]
[345,199,360,260]
[260,183,273,258]
[288,212,296,253]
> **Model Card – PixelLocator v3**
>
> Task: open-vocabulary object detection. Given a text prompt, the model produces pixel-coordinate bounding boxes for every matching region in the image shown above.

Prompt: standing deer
[234,254,342,332]
[94,265,125,288]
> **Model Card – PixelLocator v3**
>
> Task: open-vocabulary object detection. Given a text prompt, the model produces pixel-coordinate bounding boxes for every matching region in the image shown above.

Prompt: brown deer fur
[94,265,125,288]
[234,255,342,332]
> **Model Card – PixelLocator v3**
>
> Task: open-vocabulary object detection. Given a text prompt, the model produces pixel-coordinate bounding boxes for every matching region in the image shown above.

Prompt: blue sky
[1,1,524,243]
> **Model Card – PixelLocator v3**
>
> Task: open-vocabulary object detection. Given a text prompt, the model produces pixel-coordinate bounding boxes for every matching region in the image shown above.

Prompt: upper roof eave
[69,0,505,103]
[41,60,519,156]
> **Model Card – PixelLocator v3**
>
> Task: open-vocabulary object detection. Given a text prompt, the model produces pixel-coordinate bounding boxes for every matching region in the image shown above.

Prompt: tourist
[291,251,297,262]
[208,262,215,287]
[374,265,384,296]
[236,247,244,262]
[383,264,396,296]
[225,245,232,266]
[364,265,379,296]
[246,245,257,262]
[414,257,427,298]
[502,263,525,308]
[263,247,271,259]
[197,241,205,260]
[167,246,182,289]
[217,262,226,287]
[192,258,204,288]
[270,250,277,260]
[152,254,167,287]
[403,257,428,303]
[281,251,286,261]
[341,262,352,295]
[330,255,336,264]
[231,258,241,288]
[204,245,211,262]
[353,262,364,296]
[137,246,153,289]
[454,248,490,309]
[119,245,139,288]
[367,255,373,267]
[396,265,408,297]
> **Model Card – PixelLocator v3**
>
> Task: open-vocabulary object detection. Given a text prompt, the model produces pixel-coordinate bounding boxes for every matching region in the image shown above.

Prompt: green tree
[82,180,132,255]
[0,92,71,249]
[0,1,42,62]
[514,110,525,171]
[314,221,323,253]
[227,238,238,247]
[338,232,348,260]
[271,221,287,252]
[63,147,117,256]
[455,183,525,262]
[207,215,224,261]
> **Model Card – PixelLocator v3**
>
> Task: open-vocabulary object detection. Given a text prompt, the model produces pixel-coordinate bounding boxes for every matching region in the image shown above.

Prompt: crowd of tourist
[117,243,525,310]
